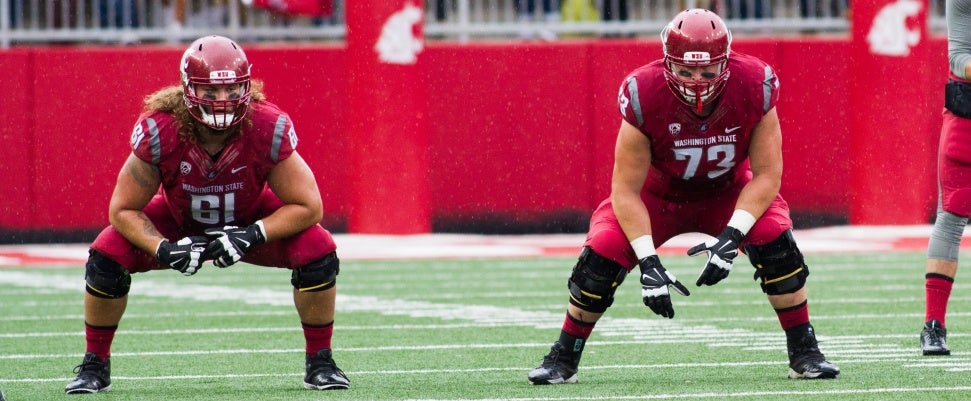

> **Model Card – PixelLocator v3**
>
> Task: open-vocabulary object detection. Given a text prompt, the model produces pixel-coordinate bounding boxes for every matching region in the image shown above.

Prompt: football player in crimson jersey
[528,9,839,384]
[65,35,349,394]
[920,0,971,357]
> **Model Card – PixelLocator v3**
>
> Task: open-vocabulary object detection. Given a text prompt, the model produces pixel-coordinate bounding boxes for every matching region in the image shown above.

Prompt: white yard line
[2,268,968,378]
[2,225,971,267]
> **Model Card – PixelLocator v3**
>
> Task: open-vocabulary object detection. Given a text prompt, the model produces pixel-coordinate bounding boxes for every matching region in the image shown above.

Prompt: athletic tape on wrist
[630,235,656,260]
[727,209,756,236]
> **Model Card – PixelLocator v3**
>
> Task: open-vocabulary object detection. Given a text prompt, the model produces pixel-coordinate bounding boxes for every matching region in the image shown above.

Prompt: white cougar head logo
[866,0,923,57]
[375,4,424,65]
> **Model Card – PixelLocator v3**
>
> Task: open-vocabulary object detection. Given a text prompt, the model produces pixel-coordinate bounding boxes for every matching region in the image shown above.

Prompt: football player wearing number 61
[527,9,839,384]
[65,35,349,394]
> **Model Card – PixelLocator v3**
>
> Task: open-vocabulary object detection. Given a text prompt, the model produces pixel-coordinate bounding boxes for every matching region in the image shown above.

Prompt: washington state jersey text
[129,102,298,230]
[617,52,780,198]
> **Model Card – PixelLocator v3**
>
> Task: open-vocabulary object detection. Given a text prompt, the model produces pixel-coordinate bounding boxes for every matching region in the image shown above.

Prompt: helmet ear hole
[180,35,252,130]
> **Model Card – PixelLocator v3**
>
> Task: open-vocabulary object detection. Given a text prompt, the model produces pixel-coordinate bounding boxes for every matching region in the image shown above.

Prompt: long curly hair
[142,80,266,142]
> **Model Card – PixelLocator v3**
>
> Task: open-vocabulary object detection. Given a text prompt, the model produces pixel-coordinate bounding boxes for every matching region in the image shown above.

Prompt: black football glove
[204,222,266,268]
[156,236,210,276]
[687,226,744,286]
[639,255,690,319]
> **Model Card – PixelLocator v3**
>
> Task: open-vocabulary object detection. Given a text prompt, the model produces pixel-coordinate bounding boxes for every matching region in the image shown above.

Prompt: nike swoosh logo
[231,166,247,174]
[643,270,664,285]
[725,126,741,134]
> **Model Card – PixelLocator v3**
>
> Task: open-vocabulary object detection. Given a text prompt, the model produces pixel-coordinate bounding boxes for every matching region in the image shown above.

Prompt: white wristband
[630,235,656,260]
[727,209,756,235]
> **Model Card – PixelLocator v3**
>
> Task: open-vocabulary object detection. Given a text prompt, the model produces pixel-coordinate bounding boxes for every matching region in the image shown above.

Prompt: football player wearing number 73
[527,9,839,385]
[64,35,349,394]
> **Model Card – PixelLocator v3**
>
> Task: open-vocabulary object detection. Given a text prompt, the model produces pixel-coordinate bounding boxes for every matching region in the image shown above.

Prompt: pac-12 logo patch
[668,123,681,136]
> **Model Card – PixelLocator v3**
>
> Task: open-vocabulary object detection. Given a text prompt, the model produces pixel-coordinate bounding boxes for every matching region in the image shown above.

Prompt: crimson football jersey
[129,101,297,232]
[617,52,780,200]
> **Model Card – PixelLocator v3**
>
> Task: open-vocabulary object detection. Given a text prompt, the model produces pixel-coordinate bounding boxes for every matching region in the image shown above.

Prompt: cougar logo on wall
[375,3,424,65]
[866,0,923,56]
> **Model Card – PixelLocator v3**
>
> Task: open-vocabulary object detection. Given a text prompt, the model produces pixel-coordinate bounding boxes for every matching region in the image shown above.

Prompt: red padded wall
[0,50,35,228]
[0,35,949,234]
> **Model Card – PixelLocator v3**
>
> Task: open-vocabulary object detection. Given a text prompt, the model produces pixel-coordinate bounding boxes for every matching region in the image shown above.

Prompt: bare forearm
[110,209,166,253]
[612,190,652,241]
[263,153,323,242]
[258,204,321,242]
[734,175,780,219]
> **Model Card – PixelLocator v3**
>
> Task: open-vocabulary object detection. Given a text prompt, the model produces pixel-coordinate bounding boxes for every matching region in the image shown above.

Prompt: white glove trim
[254,219,267,241]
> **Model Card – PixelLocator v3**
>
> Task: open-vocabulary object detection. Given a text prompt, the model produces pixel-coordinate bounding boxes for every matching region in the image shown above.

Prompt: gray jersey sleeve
[948,0,971,79]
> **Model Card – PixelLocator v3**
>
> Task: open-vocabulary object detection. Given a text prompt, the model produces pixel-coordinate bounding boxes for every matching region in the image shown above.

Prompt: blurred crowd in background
[0,0,945,47]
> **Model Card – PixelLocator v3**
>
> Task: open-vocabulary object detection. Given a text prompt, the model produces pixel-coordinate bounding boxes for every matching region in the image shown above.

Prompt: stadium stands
[0,0,947,47]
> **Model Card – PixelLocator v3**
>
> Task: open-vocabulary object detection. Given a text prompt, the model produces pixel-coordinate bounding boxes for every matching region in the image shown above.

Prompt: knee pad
[85,250,131,299]
[291,252,339,292]
[744,230,809,295]
[567,246,627,313]
[928,210,967,262]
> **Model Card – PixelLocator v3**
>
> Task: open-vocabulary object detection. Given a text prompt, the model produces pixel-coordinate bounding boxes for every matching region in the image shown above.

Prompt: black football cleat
[65,352,112,394]
[786,324,840,379]
[528,341,580,385]
[921,319,951,356]
[304,349,350,390]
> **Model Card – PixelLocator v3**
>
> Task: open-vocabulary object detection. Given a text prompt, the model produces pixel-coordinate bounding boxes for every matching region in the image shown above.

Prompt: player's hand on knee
[688,226,743,286]
[156,236,210,276]
[639,256,690,319]
[203,221,266,268]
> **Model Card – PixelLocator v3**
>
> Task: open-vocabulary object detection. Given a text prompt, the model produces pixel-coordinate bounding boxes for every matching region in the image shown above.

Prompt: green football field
[2,251,969,400]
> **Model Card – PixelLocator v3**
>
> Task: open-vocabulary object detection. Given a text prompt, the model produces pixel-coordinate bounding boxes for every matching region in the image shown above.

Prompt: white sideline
[0,225,966,267]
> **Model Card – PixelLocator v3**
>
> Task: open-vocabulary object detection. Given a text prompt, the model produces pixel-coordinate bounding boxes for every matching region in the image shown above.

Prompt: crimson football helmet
[661,9,732,112]
[181,35,252,130]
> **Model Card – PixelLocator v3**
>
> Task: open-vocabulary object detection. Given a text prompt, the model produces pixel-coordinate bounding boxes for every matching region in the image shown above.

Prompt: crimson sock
[302,321,334,356]
[925,273,954,327]
[775,300,810,331]
[558,312,595,354]
[84,322,117,361]
[562,312,595,338]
